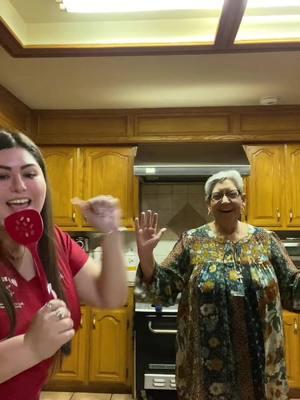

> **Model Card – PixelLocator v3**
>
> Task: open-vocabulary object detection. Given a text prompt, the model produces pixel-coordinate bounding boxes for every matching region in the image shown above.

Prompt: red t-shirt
[0,227,89,400]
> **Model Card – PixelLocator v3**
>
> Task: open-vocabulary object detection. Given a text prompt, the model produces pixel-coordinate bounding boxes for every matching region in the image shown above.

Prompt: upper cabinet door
[82,147,136,229]
[285,144,300,227]
[41,147,81,227]
[245,145,284,227]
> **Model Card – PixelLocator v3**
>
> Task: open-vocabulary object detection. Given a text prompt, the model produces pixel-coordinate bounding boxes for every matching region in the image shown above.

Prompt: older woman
[135,170,300,400]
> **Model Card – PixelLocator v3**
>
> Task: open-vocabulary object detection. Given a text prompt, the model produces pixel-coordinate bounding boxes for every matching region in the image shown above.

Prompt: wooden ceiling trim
[1,5,300,58]
[0,17,24,57]
[214,0,248,49]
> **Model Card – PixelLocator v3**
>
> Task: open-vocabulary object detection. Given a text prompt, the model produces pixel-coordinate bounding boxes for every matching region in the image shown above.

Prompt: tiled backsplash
[140,182,210,241]
[72,182,210,283]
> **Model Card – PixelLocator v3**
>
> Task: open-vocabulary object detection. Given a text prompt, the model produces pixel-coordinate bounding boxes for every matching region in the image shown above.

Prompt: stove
[134,302,178,400]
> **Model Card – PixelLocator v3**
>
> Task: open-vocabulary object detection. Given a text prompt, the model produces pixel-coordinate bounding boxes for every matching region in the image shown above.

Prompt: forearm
[0,334,42,383]
[139,253,156,283]
[98,231,128,308]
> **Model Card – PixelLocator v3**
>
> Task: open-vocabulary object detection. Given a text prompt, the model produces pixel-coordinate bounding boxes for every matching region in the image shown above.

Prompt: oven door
[135,311,177,395]
[282,240,300,268]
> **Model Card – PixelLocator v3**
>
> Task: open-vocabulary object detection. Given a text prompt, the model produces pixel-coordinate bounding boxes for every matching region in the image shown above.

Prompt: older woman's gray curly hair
[204,170,244,201]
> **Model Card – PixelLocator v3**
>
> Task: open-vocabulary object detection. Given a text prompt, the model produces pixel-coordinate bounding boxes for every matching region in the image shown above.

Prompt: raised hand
[71,195,121,233]
[24,299,74,361]
[135,210,166,258]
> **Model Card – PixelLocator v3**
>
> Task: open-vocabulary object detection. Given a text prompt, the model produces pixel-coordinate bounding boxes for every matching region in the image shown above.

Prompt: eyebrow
[0,163,37,171]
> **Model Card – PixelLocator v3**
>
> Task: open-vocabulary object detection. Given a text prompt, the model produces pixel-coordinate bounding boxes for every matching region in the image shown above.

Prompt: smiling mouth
[6,199,31,208]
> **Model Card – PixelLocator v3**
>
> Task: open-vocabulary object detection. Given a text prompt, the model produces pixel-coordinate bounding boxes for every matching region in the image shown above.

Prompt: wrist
[23,333,45,363]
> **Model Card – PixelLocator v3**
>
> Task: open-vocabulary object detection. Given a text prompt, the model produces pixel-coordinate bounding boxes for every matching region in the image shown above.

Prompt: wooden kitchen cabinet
[48,306,89,386]
[245,144,300,229]
[41,147,82,228]
[81,147,136,230]
[283,311,300,389]
[89,307,128,384]
[45,288,134,392]
[285,145,300,228]
[41,146,137,230]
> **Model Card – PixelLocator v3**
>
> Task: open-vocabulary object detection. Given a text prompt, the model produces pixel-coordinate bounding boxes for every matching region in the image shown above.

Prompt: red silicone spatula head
[4,209,43,245]
[4,209,49,299]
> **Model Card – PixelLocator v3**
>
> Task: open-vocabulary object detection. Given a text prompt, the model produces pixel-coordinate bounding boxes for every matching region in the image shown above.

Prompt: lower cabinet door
[283,311,300,389]
[50,306,89,385]
[89,308,128,384]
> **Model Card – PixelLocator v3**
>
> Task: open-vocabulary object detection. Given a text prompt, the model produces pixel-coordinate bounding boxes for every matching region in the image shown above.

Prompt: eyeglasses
[210,190,240,202]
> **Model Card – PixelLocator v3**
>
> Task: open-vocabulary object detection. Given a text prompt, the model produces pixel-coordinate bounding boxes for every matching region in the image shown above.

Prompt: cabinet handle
[289,209,293,223]
[276,208,281,222]
[294,318,298,335]
[92,314,96,329]
[72,211,76,222]
[80,315,83,329]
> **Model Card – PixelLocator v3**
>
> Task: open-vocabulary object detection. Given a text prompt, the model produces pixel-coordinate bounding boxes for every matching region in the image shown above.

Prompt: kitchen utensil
[4,209,51,301]
[4,209,71,355]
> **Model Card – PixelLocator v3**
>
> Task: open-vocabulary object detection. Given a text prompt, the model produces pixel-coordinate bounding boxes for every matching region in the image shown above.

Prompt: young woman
[0,129,127,399]
[135,170,300,400]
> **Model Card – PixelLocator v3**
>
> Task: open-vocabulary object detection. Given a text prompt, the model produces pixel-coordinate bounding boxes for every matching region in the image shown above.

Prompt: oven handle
[148,321,177,334]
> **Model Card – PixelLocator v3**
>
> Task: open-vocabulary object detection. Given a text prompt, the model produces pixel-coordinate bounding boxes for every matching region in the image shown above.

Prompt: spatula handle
[30,245,72,356]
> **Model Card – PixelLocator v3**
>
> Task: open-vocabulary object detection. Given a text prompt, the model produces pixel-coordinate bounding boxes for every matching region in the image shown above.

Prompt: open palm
[135,210,166,256]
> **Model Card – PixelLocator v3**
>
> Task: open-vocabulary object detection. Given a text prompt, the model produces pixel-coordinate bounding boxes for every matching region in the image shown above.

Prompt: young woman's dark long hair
[0,129,67,338]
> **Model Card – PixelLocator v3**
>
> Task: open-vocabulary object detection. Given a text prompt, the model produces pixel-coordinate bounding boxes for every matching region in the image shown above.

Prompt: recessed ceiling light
[57,0,224,13]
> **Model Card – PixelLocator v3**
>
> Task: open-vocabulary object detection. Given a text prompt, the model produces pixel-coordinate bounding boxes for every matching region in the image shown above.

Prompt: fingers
[157,227,167,239]
[45,299,67,312]
[152,212,158,231]
[44,300,73,327]
[139,210,158,230]
[72,196,119,211]
[134,217,140,232]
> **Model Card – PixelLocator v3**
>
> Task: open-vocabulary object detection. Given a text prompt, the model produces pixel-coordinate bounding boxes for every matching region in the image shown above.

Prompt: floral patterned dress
[135,224,300,400]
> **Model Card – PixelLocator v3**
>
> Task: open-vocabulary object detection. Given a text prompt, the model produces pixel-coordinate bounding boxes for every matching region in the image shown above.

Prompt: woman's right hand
[135,210,166,258]
[24,299,75,361]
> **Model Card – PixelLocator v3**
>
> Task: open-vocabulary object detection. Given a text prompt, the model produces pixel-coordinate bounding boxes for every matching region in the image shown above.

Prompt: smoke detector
[260,96,279,105]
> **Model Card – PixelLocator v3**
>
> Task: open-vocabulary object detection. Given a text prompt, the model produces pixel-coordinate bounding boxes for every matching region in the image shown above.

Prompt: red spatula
[4,209,71,355]
[4,209,52,301]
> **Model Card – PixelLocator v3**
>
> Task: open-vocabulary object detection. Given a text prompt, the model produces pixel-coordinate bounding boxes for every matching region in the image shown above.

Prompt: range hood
[134,143,250,182]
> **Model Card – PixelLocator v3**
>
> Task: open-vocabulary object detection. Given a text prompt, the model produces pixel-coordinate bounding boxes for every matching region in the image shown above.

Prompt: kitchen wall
[80,181,210,284]
[122,181,211,281]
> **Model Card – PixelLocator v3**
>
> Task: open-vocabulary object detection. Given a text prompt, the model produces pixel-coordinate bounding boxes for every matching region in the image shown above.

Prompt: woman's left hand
[71,195,121,233]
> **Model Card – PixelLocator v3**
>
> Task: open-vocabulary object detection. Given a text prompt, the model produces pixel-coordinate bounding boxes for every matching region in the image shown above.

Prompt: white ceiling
[0,0,300,110]
[1,45,300,110]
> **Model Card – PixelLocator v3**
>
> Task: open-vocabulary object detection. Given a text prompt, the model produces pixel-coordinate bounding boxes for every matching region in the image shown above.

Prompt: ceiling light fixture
[248,0,300,8]
[56,0,224,14]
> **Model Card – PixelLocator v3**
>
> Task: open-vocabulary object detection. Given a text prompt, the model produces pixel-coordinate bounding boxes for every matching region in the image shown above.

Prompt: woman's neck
[213,220,244,241]
[0,234,25,266]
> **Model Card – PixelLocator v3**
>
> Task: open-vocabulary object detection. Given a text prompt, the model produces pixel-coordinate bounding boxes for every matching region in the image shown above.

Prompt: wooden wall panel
[35,111,131,144]
[135,113,231,136]
[0,84,32,134]
[240,112,300,133]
